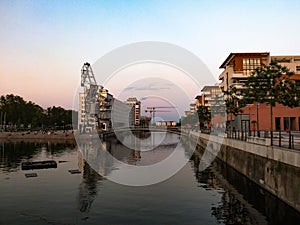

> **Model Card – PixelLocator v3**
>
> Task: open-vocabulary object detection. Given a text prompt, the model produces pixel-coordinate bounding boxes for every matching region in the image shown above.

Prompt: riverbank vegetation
[0,94,77,131]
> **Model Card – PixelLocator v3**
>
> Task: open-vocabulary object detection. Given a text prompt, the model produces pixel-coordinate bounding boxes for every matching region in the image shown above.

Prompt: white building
[78,87,102,133]
[78,89,134,132]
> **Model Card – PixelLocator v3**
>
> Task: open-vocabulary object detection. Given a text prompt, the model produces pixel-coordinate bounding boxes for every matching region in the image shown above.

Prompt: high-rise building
[124,97,141,126]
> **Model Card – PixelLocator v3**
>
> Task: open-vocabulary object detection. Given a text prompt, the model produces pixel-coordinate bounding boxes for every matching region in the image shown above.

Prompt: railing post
[270,130,273,146]
[289,131,291,149]
[279,130,281,147]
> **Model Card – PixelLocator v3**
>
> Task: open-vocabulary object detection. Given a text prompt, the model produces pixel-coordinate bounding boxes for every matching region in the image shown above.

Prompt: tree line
[0,94,78,131]
[182,61,300,130]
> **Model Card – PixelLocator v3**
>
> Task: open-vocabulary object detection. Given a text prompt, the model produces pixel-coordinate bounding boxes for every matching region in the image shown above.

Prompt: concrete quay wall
[187,131,300,212]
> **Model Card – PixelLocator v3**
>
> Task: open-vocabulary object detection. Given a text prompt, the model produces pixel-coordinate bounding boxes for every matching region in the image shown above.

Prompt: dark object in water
[68,169,81,174]
[25,173,38,178]
[21,160,57,170]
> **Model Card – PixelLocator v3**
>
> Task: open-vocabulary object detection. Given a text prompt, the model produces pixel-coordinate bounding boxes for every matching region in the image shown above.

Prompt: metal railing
[226,129,299,150]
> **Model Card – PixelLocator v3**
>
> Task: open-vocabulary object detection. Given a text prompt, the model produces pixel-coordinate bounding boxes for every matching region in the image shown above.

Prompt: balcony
[233,83,247,90]
[232,72,247,78]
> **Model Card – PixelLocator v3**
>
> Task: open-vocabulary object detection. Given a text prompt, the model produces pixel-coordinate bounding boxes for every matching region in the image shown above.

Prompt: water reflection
[78,132,180,178]
[1,135,300,225]
[77,152,103,212]
[191,153,260,224]
[0,140,76,172]
[185,140,300,225]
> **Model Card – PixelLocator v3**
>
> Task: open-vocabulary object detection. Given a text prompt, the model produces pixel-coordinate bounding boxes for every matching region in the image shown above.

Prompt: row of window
[243,58,261,75]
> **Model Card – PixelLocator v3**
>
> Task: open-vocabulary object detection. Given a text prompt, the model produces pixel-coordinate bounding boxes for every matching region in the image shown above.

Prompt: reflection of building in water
[77,160,103,213]
[190,154,221,189]
[188,149,267,225]
[127,149,141,165]
[211,190,257,225]
[79,141,113,177]
[126,132,141,165]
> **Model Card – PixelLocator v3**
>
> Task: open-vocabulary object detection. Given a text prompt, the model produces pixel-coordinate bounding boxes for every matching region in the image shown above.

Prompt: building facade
[124,97,141,126]
[218,52,300,131]
[78,89,134,132]
[155,121,177,127]
[199,85,223,107]
[78,86,102,133]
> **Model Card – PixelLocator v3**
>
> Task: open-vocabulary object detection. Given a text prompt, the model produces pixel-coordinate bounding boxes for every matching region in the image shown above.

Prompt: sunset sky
[1,0,300,119]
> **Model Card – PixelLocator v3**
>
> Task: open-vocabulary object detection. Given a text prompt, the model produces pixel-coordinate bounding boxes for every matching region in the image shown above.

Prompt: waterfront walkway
[0,131,75,140]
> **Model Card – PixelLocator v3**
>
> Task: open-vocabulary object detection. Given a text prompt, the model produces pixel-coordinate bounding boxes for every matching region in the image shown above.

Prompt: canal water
[1,132,300,225]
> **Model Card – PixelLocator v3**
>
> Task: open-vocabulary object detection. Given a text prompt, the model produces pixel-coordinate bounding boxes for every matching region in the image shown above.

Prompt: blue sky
[1,0,300,119]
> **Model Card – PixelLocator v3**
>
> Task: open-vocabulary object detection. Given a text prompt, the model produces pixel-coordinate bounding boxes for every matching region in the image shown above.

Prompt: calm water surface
[0,133,300,225]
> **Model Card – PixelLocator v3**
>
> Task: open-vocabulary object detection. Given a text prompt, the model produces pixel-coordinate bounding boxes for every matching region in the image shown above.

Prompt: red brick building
[219,53,300,131]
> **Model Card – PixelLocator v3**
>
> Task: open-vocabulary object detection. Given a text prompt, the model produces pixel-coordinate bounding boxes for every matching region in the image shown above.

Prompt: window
[296,66,300,72]
[273,58,291,63]
[243,58,261,76]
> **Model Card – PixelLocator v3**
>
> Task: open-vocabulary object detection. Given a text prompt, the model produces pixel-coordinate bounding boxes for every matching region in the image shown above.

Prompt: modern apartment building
[124,97,141,126]
[199,85,223,107]
[78,89,134,132]
[78,86,103,133]
[219,52,270,94]
[218,52,300,131]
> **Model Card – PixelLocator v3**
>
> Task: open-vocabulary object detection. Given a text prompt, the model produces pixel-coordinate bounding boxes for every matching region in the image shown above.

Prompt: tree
[242,61,299,134]
[223,85,244,130]
[181,112,198,128]
[196,105,211,129]
[0,94,77,131]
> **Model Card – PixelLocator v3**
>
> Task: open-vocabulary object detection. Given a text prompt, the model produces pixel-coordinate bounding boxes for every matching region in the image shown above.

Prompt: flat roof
[200,85,219,91]
[219,52,270,69]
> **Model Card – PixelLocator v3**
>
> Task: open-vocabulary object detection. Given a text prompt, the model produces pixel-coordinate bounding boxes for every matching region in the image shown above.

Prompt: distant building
[139,116,151,128]
[192,85,225,129]
[199,85,223,107]
[189,103,196,114]
[124,97,141,126]
[218,52,300,131]
[156,121,177,127]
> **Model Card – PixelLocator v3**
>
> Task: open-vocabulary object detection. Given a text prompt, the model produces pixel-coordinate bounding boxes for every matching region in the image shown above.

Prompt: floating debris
[21,160,57,170]
[25,173,38,178]
[68,169,81,174]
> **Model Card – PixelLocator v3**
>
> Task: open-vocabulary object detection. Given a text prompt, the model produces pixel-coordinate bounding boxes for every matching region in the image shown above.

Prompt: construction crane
[145,106,176,125]
[80,62,102,133]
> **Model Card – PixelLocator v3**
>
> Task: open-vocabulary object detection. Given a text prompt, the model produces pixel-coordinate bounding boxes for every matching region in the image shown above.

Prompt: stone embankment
[185,131,300,212]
